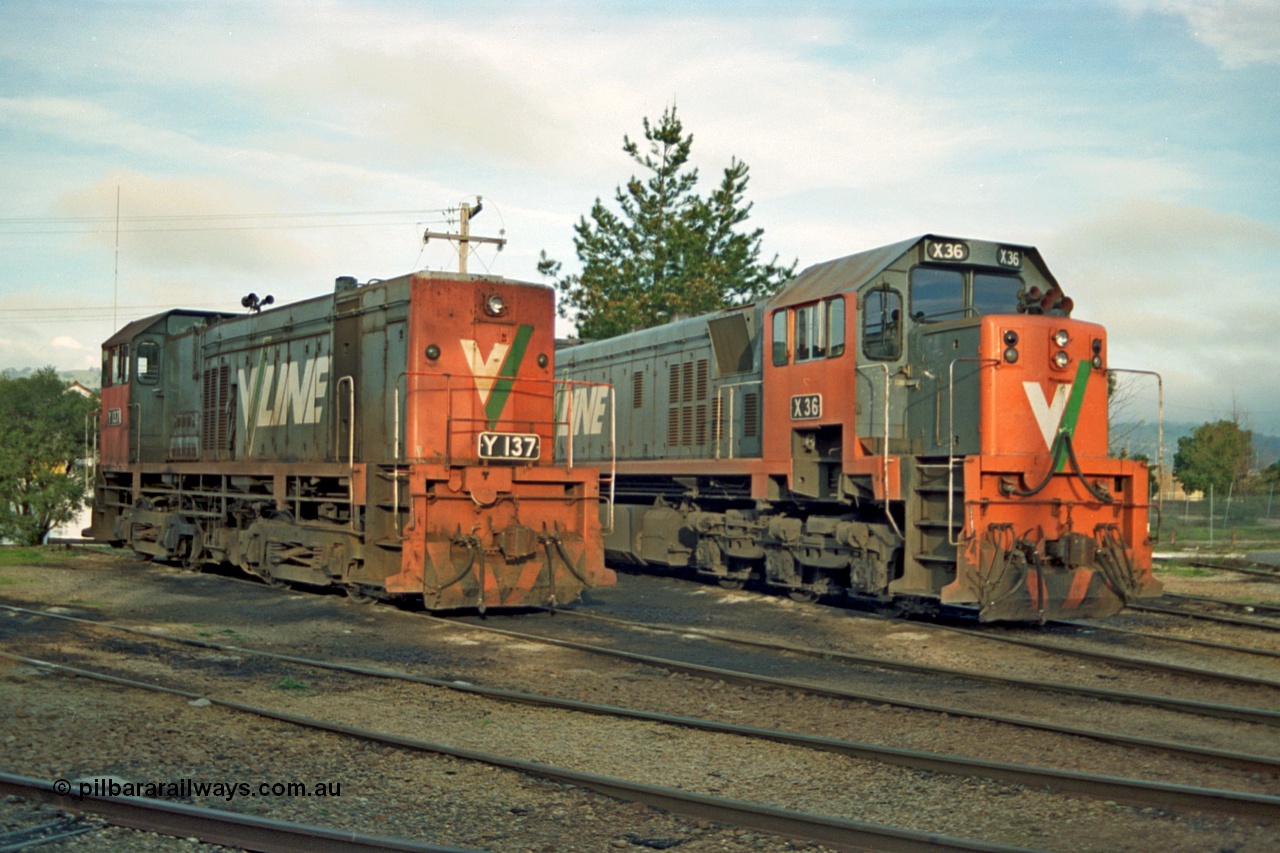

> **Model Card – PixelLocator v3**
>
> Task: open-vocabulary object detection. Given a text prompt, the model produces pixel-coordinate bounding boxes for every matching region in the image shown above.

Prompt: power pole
[423,197,506,274]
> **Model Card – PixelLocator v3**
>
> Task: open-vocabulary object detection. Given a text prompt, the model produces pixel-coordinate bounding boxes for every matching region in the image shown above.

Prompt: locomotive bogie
[558,234,1160,621]
[91,271,614,609]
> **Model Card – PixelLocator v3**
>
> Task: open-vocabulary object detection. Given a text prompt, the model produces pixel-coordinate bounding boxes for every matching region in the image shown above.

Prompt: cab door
[762,296,850,499]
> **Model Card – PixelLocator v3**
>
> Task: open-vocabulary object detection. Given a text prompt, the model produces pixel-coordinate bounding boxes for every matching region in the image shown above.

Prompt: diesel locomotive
[89,271,614,609]
[556,234,1162,621]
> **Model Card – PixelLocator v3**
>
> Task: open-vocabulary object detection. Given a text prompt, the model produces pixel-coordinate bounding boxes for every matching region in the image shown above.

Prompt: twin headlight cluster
[1002,328,1104,370]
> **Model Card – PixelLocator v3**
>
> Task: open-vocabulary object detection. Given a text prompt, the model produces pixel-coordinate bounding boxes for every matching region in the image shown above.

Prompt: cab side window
[771,310,789,366]
[827,297,845,358]
[863,289,902,360]
[795,302,825,362]
[136,341,160,385]
[112,344,130,386]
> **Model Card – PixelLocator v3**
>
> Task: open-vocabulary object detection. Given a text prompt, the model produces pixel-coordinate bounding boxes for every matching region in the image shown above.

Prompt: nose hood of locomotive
[979,315,1109,458]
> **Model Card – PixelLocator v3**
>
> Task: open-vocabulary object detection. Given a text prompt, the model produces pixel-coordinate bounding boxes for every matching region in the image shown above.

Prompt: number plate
[996,246,1023,269]
[924,239,969,263]
[790,394,822,420]
[478,432,541,461]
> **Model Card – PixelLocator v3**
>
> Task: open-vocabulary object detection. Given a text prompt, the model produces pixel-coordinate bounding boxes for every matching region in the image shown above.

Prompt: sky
[2,0,1279,437]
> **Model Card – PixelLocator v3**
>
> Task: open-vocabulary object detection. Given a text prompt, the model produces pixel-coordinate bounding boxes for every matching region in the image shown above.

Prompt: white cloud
[1119,0,1280,67]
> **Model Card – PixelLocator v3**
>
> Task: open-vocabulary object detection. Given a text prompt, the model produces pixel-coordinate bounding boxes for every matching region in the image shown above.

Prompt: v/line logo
[238,356,331,431]
[556,385,610,437]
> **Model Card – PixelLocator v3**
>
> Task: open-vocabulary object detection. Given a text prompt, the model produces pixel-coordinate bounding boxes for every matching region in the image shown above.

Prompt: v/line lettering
[238,356,331,430]
[556,385,610,437]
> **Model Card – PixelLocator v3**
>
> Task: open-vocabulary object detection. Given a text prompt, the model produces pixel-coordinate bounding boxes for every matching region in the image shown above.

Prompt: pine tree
[540,107,795,339]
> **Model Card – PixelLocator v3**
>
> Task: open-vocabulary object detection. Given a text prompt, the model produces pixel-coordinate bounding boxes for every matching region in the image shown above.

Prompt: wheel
[345,585,378,605]
[181,531,205,572]
[259,568,286,589]
[717,579,745,590]
[788,589,819,604]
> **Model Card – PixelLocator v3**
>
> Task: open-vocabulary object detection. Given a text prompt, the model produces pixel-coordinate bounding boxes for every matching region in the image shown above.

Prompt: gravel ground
[0,547,1276,852]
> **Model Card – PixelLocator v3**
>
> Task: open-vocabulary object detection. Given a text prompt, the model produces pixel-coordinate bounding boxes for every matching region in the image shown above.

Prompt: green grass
[0,547,50,567]
[1154,564,1219,578]
[0,575,32,586]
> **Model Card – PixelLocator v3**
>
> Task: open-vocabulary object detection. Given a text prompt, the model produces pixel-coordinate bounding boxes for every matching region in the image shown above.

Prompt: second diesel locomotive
[557,235,1162,622]
[89,271,614,609]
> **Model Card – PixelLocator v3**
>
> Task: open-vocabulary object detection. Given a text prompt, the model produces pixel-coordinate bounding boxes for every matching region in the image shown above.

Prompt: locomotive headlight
[484,294,507,316]
[1053,329,1070,348]
[1003,330,1019,346]
[1052,350,1070,369]
[1003,347,1019,364]
[1091,355,1104,370]
[425,344,441,361]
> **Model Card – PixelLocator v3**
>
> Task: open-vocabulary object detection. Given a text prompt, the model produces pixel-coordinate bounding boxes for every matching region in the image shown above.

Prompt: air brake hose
[1006,433,1114,504]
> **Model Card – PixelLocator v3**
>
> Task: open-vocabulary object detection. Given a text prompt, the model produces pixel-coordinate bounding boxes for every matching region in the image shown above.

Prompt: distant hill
[2,367,101,391]
[1112,421,1280,469]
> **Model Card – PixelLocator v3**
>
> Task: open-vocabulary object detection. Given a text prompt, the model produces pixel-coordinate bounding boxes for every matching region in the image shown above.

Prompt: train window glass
[911,268,964,323]
[771,310,789,366]
[795,302,826,362]
[136,341,160,385]
[863,289,902,361]
[102,350,114,388]
[827,297,845,358]
[114,344,130,386]
[972,273,1022,316]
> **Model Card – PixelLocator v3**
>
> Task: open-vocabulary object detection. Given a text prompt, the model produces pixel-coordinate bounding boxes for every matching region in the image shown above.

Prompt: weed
[272,677,309,692]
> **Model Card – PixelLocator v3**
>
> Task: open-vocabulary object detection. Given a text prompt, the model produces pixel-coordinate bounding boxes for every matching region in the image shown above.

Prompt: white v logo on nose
[1024,382,1072,449]
[461,339,510,405]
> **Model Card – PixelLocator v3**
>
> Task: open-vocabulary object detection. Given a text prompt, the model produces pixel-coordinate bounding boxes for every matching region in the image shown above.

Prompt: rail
[712,379,762,460]
[0,771,472,853]
[1107,367,1164,534]
[334,375,356,530]
[855,363,903,540]
[392,371,617,532]
[947,357,999,545]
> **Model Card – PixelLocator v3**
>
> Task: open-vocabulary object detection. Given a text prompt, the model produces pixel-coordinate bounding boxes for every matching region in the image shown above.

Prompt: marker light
[1003,330,1019,346]
[1092,355,1104,370]
[1053,350,1070,369]
[1004,347,1019,364]
[1053,329,1070,348]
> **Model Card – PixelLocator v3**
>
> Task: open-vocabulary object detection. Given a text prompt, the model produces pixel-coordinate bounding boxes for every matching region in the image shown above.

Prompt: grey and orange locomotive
[90,271,614,608]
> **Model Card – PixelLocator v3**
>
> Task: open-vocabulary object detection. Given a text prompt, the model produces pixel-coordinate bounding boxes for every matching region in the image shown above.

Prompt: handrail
[393,371,617,531]
[335,376,356,530]
[947,358,999,545]
[855,363,903,540]
[1107,367,1164,530]
[713,380,762,460]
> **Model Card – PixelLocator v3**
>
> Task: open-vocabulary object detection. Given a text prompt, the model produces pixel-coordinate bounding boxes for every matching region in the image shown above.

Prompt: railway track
[1,650,1050,853]
[5,554,1280,850]
[0,770,476,853]
[3,602,1275,780]
[530,608,1280,728]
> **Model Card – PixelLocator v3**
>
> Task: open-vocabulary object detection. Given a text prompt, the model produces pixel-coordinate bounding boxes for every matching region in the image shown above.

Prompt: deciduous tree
[539,106,795,339]
[1172,418,1253,498]
[0,368,98,545]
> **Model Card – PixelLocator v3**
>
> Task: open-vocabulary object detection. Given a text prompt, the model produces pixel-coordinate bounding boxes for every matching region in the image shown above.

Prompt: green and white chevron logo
[460,324,533,427]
